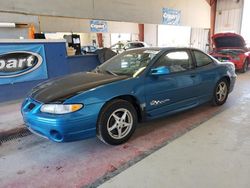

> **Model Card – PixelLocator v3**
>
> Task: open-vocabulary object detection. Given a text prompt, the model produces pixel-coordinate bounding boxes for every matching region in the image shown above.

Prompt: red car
[210,33,250,73]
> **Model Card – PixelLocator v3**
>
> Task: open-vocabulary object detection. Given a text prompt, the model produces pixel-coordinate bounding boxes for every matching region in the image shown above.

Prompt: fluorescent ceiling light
[0,22,16,28]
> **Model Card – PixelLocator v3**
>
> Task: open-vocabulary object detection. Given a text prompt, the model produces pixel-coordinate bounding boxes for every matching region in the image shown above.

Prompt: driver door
[144,49,201,118]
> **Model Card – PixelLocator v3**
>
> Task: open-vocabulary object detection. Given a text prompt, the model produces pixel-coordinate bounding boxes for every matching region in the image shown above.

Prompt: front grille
[27,103,36,110]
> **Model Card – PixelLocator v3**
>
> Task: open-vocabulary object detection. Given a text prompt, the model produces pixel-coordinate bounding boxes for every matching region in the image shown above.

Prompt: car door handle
[190,74,197,78]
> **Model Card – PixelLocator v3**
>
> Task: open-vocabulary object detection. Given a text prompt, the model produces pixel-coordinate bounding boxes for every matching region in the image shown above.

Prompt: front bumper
[21,98,103,142]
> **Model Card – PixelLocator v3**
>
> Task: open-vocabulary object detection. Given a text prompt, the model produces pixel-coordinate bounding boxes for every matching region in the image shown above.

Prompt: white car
[111,41,148,54]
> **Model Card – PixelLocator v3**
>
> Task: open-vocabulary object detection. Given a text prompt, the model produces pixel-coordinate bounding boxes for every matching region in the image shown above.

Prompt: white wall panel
[144,24,157,47]
[108,21,139,34]
[215,9,242,34]
[215,0,243,34]
[241,0,250,46]
[217,0,243,10]
[191,28,210,52]
[157,25,191,47]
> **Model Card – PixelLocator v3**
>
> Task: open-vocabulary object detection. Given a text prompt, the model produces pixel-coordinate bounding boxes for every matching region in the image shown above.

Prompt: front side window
[193,50,213,67]
[99,49,160,77]
[154,51,193,73]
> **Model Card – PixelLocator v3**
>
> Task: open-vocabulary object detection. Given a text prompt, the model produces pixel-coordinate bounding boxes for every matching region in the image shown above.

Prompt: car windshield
[111,43,125,50]
[98,49,160,77]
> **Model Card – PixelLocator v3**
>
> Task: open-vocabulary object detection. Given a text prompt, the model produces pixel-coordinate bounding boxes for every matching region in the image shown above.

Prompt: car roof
[127,47,203,52]
[115,41,145,45]
[127,41,144,44]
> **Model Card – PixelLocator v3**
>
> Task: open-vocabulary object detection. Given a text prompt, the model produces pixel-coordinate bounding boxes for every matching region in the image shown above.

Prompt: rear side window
[154,51,193,73]
[193,50,213,67]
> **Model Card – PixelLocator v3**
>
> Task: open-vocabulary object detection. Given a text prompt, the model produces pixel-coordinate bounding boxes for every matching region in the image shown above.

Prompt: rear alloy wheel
[212,79,229,106]
[97,99,137,145]
[241,60,248,73]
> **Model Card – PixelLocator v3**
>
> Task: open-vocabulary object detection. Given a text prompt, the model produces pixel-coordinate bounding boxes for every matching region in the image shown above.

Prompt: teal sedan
[21,48,236,145]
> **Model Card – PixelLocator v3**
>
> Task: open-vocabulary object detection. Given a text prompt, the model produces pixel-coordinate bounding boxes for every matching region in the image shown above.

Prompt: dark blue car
[21,48,236,145]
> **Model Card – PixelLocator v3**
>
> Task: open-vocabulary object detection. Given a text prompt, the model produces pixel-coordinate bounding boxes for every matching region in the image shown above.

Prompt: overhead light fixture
[0,22,16,28]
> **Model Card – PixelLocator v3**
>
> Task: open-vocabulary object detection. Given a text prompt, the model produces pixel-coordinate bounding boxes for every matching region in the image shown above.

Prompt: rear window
[193,50,213,67]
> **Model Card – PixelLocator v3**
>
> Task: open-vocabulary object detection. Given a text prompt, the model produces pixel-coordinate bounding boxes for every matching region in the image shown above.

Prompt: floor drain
[0,128,31,144]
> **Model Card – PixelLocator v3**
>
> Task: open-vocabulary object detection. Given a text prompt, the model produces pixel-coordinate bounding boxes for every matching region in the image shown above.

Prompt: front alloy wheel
[107,108,133,140]
[97,99,137,145]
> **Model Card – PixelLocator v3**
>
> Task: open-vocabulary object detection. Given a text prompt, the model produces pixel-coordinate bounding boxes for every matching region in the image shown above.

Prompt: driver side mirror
[150,66,170,76]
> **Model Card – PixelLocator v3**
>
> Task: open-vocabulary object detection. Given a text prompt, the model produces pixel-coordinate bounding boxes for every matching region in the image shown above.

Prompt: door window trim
[148,49,195,76]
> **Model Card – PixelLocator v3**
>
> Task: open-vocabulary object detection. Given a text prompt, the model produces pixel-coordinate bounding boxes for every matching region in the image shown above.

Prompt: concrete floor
[0,101,23,133]
[0,72,250,188]
[99,89,250,188]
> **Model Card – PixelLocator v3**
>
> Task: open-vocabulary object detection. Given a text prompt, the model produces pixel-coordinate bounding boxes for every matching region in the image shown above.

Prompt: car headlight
[40,104,83,114]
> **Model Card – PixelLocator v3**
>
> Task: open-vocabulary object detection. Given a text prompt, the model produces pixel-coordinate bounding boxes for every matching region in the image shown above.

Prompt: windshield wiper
[93,66,118,76]
[104,70,118,76]
[93,66,101,73]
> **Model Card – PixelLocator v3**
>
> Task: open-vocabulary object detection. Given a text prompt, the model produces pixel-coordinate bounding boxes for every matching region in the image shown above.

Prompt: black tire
[97,99,138,145]
[241,60,248,73]
[212,79,229,106]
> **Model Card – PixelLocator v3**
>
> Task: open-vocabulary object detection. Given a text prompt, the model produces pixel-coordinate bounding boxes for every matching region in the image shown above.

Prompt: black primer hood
[30,72,127,103]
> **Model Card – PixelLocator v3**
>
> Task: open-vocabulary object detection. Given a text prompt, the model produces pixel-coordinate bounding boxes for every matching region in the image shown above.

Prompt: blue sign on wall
[90,20,108,33]
[162,8,181,25]
[0,44,48,85]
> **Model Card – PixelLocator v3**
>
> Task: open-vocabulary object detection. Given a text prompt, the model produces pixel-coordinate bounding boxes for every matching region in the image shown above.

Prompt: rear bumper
[21,98,103,142]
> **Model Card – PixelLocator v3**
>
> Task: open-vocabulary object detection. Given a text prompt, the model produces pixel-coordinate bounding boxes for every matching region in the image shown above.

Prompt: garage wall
[0,0,210,28]
[39,16,91,33]
[144,24,158,47]
[39,16,139,34]
[157,25,191,47]
[0,0,94,19]
[0,12,39,39]
[215,0,243,34]
[241,0,250,46]
[108,21,139,34]
[190,28,210,52]
[158,0,210,28]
